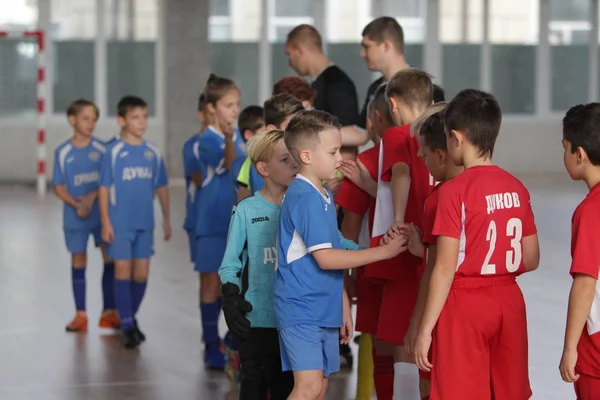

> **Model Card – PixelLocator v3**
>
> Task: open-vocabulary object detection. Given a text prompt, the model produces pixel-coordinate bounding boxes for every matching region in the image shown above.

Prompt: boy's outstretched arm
[522,234,540,272]
[560,274,596,382]
[313,236,406,270]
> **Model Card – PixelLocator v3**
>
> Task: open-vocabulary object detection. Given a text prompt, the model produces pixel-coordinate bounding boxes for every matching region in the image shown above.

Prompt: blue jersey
[99,140,168,231]
[182,133,203,231]
[52,137,106,230]
[219,192,281,328]
[274,175,345,329]
[194,126,246,237]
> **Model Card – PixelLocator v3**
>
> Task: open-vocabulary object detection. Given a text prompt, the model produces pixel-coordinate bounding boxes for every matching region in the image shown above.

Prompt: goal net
[0,31,47,195]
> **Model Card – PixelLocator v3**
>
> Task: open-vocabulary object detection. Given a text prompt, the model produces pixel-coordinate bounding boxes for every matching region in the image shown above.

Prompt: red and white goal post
[0,30,47,196]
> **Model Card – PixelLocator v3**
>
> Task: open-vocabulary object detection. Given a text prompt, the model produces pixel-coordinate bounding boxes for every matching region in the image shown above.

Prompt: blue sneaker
[204,341,226,370]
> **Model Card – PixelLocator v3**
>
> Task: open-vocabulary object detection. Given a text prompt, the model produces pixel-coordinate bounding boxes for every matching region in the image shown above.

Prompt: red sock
[372,349,394,400]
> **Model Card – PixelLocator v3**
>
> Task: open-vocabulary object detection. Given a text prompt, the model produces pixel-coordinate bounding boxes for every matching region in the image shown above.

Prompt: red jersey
[368,125,434,281]
[336,145,381,298]
[432,165,536,277]
[418,182,444,281]
[570,183,600,378]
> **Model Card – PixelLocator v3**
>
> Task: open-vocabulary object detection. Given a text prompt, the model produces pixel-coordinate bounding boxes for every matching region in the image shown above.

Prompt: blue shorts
[108,230,154,261]
[186,229,196,263]
[64,228,102,254]
[194,236,226,273]
[278,325,340,377]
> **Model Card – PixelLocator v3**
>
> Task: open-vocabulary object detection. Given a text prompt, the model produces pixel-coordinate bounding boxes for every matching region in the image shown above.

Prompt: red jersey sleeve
[381,126,412,182]
[422,186,440,245]
[432,181,462,240]
[570,204,600,279]
[336,179,370,216]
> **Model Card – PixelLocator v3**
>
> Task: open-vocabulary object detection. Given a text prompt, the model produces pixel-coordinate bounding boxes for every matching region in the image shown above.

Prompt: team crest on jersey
[144,150,155,161]
[88,151,101,162]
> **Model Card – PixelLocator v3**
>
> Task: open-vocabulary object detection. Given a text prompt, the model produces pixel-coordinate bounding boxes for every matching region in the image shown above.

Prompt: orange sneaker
[98,310,121,329]
[65,312,88,332]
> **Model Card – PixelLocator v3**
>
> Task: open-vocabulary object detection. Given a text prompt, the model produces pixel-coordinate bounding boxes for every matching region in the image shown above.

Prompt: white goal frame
[0,30,48,196]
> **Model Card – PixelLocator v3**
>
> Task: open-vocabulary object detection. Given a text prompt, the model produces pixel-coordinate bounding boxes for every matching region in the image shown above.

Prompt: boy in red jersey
[390,103,461,400]
[559,103,600,399]
[413,89,540,400]
[337,83,395,400]
[368,68,435,399]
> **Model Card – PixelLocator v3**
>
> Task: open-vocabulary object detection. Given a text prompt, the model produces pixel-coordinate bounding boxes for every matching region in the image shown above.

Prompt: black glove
[222,283,253,339]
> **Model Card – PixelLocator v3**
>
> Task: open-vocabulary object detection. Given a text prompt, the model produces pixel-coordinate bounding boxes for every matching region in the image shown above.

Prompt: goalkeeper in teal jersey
[219,129,296,399]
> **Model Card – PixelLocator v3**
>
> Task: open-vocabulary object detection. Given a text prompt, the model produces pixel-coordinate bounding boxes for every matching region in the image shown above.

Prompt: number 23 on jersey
[481,217,523,275]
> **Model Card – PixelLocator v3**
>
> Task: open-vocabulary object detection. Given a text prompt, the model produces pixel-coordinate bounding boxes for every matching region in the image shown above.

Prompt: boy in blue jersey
[275,110,407,400]
[237,94,306,202]
[99,95,171,349]
[195,74,246,369]
[182,94,208,264]
[53,99,120,332]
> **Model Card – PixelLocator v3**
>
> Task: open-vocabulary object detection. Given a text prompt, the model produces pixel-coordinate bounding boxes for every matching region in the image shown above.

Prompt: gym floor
[0,175,581,399]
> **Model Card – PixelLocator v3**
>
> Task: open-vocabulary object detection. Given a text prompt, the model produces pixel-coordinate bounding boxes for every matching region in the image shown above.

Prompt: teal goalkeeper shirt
[219,191,363,329]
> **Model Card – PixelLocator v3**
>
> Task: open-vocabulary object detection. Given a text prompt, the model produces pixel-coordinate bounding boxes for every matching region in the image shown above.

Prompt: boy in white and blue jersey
[182,94,208,263]
[274,110,406,400]
[99,95,171,349]
[194,74,245,369]
[53,99,120,333]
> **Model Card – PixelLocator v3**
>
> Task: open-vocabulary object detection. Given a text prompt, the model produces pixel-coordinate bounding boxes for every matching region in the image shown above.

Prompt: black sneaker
[122,328,140,349]
[339,343,353,369]
[133,319,146,342]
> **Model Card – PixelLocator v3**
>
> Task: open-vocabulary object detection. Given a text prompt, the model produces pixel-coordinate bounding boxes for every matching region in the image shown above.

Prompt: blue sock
[115,279,135,331]
[200,302,219,345]
[72,267,86,311]
[102,263,115,310]
[131,281,147,316]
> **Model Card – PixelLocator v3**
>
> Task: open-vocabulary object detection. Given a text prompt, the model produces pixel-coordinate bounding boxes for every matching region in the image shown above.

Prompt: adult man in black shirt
[358,17,410,129]
[285,24,367,153]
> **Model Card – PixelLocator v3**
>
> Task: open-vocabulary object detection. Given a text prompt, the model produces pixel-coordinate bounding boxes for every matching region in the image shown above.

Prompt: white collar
[296,174,331,204]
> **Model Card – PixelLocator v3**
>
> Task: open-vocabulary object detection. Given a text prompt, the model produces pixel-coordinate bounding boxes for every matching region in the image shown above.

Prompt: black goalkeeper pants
[238,328,294,400]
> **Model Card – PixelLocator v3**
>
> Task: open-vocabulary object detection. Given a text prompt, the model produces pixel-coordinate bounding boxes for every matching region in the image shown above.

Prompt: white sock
[393,362,420,400]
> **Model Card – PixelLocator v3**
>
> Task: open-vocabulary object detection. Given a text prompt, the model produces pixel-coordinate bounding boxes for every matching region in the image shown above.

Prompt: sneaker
[98,310,121,329]
[122,328,140,349]
[204,341,226,370]
[133,319,146,342]
[224,332,240,383]
[339,343,353,369]
[65,312,88,332]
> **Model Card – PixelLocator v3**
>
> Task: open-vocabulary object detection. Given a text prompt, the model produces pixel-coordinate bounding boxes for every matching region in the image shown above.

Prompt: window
[275,0,313,17]
[211,0,230,16]
[371,0,423,18]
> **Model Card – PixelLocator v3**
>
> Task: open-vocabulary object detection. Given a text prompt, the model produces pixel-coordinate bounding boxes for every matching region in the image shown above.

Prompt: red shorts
[355,269,384,334]
[575,373,600,400]
[376,277,418,345]
[430,276,531,400]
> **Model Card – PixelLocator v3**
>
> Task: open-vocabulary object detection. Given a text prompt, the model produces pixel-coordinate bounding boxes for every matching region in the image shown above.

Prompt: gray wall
[164,0,211,177]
